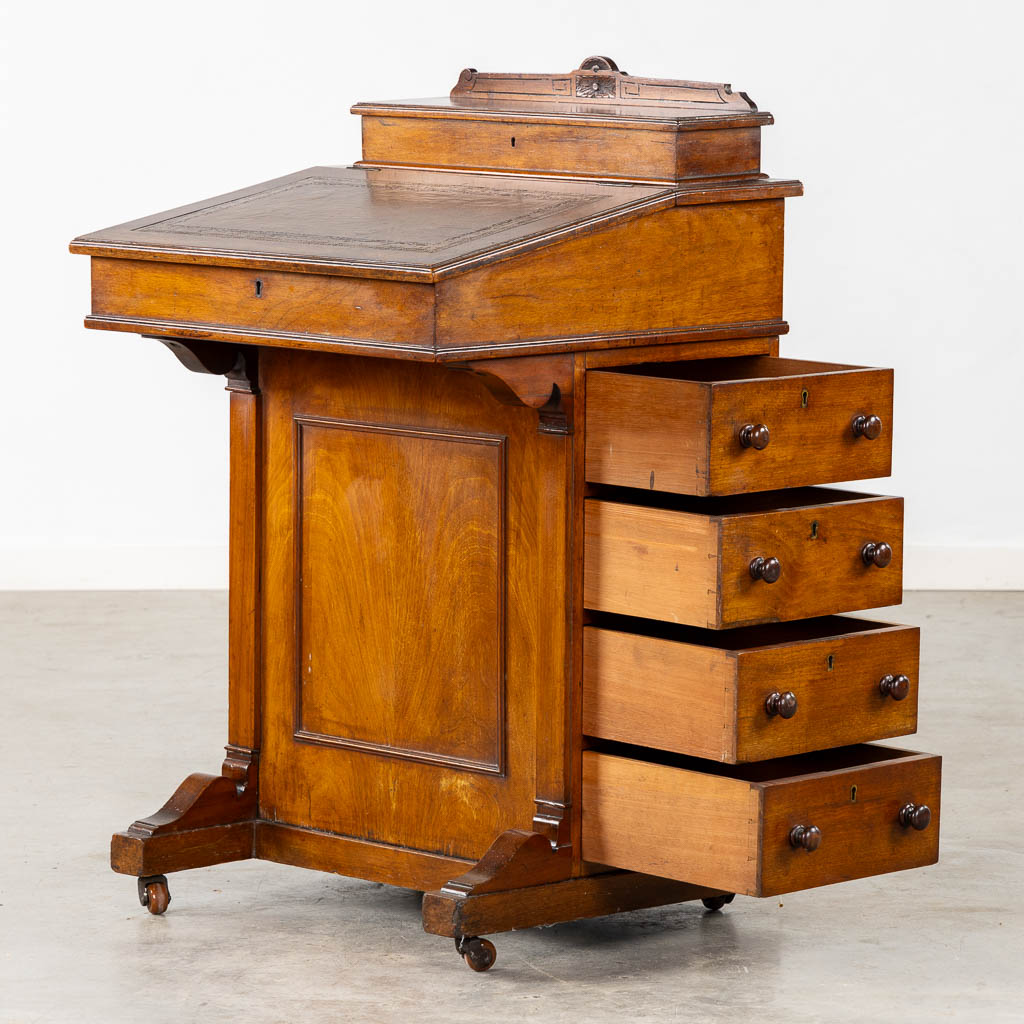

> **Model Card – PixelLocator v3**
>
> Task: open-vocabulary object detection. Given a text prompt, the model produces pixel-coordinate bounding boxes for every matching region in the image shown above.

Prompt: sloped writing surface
[72,165,672,276]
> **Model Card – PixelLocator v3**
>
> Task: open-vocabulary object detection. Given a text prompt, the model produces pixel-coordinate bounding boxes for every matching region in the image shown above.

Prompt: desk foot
[423,829,727,970]
[111,746,258,888]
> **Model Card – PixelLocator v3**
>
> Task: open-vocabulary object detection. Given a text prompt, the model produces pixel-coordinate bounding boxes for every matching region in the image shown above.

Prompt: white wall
[2,0,1020,589]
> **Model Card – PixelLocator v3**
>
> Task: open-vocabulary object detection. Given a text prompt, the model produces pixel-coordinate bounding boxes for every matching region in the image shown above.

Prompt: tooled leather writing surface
[71,165,673,275]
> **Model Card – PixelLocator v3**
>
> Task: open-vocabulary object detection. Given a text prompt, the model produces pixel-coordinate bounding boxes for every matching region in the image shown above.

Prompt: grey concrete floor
[1,591,1022,1023]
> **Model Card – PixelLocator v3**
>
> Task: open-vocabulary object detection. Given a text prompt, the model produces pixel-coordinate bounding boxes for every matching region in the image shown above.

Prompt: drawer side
[583,500,720,626]
[581,750,762,894]
[585,373,713,494]
[582,627,738,761]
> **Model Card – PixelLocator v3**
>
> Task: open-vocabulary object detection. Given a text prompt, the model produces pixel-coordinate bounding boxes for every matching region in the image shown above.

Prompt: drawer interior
[585,738,916,782]
[586,612,894,650]
[588,484,880,517]
[608,355,871,383]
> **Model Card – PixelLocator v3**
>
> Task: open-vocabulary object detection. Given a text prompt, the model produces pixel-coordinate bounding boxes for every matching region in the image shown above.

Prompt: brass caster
[455,935,497,972]
[137,874,171,916]
[701,893,736,912]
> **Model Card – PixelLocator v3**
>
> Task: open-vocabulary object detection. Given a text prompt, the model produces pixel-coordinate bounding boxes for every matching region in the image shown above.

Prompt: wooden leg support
[422,829,729,971]
[110,745,258,881]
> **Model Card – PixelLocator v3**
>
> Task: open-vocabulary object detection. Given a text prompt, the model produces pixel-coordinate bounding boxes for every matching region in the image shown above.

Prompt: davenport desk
[71,58,940,972]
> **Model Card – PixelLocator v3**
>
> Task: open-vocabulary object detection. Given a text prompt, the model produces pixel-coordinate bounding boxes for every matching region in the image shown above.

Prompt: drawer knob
[739,423,771,450]
[898,803,932,831]
[861,541,893,568]
[789,824,822,851]
[765,691,798,718]
[749,556,782,583]
[879,674,911,701]
[852,414,884,440]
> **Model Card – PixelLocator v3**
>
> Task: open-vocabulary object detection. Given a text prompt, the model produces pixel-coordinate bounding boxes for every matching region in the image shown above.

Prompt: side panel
[436,200,785,348]
[259,350,571,861]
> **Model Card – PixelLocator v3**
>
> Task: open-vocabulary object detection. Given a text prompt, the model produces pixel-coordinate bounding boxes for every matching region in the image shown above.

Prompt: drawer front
[583,618,920,762]
[90,257,435,347]
[582,745,940,897]
[584,490,903,628]
[585,356,893,496]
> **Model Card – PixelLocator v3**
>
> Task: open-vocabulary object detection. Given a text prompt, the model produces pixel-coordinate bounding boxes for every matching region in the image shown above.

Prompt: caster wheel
[456,936,497,972]
[137,874,171,916]
[701,893,735,912]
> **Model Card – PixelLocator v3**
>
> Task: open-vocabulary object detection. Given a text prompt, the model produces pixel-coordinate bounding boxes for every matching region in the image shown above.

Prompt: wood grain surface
[583,745,940,896]
[583,617,920,762]
[586,356,894,495]
[584,489,904,628]
[258,349,572,861]
[436,200,785,348]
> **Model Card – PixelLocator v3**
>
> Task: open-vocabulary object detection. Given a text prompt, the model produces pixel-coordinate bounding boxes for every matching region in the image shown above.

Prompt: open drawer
[582,743,940,897]
[584,487,903,628]
[585,356,893,496]
[583,615,920,762]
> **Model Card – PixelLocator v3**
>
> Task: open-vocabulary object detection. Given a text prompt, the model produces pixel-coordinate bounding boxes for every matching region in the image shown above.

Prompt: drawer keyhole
[827,654,834,671]
[850,785,858,803]
[510,137,516,147]
[801,388,809,408]
[254,279,263,298]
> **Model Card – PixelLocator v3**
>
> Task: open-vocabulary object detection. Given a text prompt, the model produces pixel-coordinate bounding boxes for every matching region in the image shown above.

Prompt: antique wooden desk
[71,58,940,972]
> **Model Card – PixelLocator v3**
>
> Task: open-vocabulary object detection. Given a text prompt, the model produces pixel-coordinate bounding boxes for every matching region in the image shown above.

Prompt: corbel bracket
[150,337,259,395]
[455,353,574,435]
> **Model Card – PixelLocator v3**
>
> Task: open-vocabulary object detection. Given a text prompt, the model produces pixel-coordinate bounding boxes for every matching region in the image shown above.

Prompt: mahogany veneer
[72,58,939,974]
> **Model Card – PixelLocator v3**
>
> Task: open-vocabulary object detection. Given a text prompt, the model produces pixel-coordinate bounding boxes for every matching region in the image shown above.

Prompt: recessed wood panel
[258,350,572,860]
[295,417,506,774]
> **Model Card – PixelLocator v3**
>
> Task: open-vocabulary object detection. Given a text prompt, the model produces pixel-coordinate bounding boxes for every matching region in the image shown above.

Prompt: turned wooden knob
[852,414,883,440]
[749,556,782,583]
[765,691,798,718]
[739,423,771,450]
[899,803,932,831]
[879,674,911,700]
[861,541,892,568]
[789,825,822,851]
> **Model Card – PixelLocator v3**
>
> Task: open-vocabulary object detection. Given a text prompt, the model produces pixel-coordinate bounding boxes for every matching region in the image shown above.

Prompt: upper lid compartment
[354,57,774,184]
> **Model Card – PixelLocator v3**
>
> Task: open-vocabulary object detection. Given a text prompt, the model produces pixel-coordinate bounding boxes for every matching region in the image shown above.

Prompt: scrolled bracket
[454,354,574,435]
[151,336,259,395]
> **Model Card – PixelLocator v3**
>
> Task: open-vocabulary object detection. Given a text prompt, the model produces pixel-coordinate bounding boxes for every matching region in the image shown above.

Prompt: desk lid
[70,165,679,281]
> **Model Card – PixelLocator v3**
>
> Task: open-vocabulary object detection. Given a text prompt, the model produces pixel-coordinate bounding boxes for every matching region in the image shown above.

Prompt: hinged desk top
[70,57,801,361]
[70,166,676,281]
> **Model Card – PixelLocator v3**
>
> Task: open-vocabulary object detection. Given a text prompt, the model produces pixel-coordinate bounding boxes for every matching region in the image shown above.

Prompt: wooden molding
[452,57,760,117]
